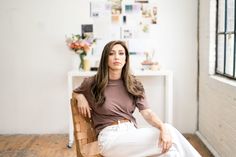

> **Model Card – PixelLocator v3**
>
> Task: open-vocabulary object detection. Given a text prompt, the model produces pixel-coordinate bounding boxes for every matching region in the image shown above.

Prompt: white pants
[98,122,201,157]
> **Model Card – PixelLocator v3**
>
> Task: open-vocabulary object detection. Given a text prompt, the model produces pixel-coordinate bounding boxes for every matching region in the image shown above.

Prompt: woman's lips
[113,62,121,65]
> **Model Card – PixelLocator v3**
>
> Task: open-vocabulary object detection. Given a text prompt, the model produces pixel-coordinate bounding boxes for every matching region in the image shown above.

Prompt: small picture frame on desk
[135,0,148,3]
[90,67,98,71]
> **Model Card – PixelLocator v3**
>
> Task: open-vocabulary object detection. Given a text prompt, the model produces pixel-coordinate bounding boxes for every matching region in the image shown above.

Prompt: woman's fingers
[78,105,91,118]
[82,106,87,117]
[81,106,86,116]
[86,107,91,118]
[75,94,91,117]
[163,140,172,153]
[158,126,173,154]
[162,140,168,153]
[160,138,172,153]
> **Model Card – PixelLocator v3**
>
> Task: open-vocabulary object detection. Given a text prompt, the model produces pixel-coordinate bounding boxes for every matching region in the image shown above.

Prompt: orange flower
[66,34,96,55]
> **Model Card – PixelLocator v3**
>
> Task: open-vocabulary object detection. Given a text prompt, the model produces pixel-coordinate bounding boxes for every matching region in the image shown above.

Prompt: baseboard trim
[195,131,221,157]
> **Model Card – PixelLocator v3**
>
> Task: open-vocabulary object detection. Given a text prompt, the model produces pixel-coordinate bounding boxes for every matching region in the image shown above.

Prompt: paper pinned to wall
[94,18,120,39]
[90,0,111,18]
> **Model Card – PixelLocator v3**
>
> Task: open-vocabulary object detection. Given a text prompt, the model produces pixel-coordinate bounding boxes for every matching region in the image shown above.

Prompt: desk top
[68,69,173,77]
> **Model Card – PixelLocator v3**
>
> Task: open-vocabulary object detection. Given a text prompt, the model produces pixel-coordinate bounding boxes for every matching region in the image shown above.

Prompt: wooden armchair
[70,97,102,157]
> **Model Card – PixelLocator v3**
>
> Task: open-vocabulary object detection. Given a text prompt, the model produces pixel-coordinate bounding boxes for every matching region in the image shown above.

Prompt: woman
[73,40,201,157]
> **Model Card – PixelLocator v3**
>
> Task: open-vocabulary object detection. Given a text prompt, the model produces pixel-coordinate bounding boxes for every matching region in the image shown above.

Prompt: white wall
[199,0,236,156]
[0,0,198,134]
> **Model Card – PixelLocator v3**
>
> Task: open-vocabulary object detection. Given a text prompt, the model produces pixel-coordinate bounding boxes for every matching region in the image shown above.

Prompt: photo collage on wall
[90,0,158,39]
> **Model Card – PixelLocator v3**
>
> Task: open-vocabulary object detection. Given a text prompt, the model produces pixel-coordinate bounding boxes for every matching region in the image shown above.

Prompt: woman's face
[108,44,126,71]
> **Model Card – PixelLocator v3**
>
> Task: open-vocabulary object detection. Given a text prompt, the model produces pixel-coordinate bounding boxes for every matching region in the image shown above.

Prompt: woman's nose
[114,52,119,59]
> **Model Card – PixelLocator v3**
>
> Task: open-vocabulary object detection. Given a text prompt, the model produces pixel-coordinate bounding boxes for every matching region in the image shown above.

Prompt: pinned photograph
[141,3,158,24]
[109,0,122,15]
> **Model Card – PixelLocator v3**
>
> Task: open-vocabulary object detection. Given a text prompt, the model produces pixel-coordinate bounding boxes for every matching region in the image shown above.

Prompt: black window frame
[215,0,236,80]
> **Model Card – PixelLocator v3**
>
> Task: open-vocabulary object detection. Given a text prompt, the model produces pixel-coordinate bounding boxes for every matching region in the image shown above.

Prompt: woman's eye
[109,52,114,56]
[119,52,125,55]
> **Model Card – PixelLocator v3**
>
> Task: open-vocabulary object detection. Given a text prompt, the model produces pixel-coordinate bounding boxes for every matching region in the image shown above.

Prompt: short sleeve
[135,94,150,111]
[73,77,93,97]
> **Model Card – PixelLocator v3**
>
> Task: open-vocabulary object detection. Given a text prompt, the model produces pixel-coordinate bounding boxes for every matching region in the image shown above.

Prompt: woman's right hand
[73,93,91,118]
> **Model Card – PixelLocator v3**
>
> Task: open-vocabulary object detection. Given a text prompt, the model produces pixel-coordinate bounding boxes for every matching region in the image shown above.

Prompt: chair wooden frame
[71,96,102,157]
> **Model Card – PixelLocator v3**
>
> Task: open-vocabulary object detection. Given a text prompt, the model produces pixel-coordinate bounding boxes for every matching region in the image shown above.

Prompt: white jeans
[98,122,201,157]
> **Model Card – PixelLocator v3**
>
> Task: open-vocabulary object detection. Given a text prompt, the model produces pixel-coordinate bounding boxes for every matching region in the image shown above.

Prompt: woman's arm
[73,92,91,118]
[140,109,172,153]
[140,109,165,130]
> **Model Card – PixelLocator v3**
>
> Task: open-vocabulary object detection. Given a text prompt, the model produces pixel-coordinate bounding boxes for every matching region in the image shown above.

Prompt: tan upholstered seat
[71,96,102,157]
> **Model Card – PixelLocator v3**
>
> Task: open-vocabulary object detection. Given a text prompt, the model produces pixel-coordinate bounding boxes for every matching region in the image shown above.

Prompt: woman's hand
[74,93,91,118]
[159,125,172,153]
[140,109,172,153]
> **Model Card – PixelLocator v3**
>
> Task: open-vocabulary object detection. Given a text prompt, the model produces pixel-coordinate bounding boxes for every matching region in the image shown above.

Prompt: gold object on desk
[83,58,90,71]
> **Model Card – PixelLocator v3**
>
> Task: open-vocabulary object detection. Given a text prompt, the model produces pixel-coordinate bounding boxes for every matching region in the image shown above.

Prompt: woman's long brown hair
[91,40,144,106]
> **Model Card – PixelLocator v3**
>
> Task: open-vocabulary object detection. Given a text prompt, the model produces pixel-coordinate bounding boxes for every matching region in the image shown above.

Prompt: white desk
[67,70,173,147]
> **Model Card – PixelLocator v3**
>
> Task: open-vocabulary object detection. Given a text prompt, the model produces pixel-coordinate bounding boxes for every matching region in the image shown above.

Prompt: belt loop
[118,120,121,130]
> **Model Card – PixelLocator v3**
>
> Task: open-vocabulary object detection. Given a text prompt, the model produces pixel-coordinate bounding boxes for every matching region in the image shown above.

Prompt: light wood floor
[0,134,213,157]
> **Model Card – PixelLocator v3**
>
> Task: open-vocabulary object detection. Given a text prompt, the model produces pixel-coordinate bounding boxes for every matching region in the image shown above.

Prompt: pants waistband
[110,118,130,126]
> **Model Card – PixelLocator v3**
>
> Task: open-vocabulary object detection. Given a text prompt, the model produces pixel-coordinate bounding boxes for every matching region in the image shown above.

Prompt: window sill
[210,74,236,88]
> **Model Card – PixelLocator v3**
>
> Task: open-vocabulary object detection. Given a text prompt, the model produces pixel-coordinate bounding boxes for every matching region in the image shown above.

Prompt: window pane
[235,55,236,77]
[227,0,235,31]
[225,34,234,76]
[235,54,236,77]
[217,35,225,73]
[218,0,225,32]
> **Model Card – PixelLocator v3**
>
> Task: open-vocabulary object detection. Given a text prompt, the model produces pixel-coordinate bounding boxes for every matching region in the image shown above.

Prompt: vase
[83,57,91,71]
[78,52,86,70]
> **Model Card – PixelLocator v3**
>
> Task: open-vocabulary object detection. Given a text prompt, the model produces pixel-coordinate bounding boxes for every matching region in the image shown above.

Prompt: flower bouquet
[66,34,96,70]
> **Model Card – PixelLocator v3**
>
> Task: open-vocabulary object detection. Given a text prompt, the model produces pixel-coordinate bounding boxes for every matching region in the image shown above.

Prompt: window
[216,0,236,80]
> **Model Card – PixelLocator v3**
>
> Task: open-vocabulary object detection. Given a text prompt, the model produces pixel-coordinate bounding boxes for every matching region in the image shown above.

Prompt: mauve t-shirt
[73,76,149,136]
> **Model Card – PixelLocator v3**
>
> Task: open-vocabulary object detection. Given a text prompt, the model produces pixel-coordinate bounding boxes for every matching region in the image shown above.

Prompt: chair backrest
[71,97,102,157]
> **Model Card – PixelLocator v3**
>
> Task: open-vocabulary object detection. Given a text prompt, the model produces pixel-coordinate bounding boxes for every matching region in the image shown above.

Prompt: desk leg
[67,75,74,148]
[68,106,74,148]
[165,72,173,124]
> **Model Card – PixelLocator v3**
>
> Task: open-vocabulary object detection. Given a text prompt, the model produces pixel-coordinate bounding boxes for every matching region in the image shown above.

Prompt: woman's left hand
[140,109,173,153]
[159,125,172,153]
